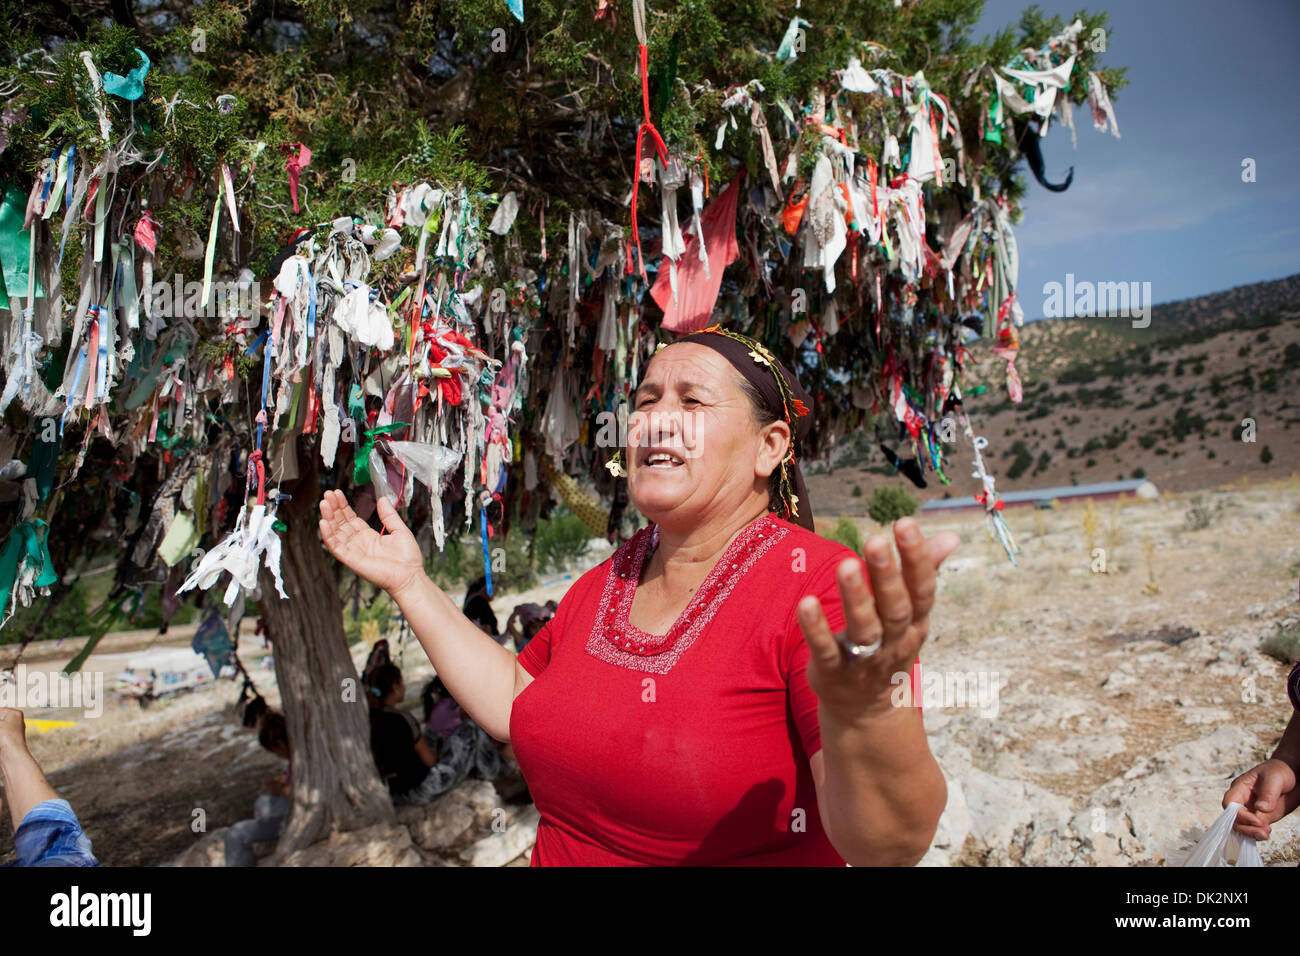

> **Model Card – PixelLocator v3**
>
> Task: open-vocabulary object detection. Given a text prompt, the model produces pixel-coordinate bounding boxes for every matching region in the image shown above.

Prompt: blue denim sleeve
[13,799,100,867]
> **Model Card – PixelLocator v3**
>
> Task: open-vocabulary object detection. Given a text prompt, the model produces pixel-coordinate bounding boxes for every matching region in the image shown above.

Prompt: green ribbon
[0,520,59,608]
[29,433,59,504]
[353,422,410,485]
[346,383,366,419]
[0,182,42,307]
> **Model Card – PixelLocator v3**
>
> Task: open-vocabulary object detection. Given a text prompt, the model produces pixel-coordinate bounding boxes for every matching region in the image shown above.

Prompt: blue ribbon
[307,274,317,339]
[480,505,493,596]
[258,337,273,450]
[65,146,75,212]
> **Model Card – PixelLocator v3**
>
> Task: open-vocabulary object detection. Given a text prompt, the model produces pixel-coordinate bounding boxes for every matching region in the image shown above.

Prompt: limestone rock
[397,779,500,851]
[164,828,230,867]
[276,823,427,867]
[459,805,541,867]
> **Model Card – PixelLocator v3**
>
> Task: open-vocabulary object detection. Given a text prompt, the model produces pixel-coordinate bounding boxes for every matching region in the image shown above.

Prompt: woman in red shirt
[320,326,959,865]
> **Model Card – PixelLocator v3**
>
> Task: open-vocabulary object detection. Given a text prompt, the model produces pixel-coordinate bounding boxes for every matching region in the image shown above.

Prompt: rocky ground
[912,476,1300,865]
[3,482,1297,866]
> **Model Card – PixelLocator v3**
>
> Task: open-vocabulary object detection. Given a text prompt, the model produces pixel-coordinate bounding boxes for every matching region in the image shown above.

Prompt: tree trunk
[256,458,394,858]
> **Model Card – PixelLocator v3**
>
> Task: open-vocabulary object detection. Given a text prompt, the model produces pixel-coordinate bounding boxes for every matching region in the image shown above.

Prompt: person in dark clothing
[461,575,499,638]
[224,710,292,867]
[368,664,504,806]
[361,639,393,699]
[367,665,438,797]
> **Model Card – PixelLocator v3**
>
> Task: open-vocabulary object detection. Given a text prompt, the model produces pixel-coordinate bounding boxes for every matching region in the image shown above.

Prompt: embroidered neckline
[584,512,789,674]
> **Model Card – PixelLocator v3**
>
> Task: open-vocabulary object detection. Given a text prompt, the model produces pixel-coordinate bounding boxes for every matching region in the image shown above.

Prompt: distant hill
[809,273,1300,519]
[965,272,1300,389]
[1125,272,1300,335]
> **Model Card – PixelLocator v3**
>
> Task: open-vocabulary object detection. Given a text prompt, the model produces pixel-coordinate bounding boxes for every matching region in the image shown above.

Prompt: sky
[970,0,1300,315]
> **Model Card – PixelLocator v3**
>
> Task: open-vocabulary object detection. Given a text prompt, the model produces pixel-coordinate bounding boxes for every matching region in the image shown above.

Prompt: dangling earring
[779,449,799,519]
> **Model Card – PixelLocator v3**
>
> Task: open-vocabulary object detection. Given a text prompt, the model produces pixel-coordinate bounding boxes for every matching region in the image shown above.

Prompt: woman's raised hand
[797,516,960,725]
[318,490,426,598]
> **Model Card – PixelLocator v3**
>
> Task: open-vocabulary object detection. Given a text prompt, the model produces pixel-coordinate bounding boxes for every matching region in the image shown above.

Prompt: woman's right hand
[319,490,426,598]
[1223,758,1300,840]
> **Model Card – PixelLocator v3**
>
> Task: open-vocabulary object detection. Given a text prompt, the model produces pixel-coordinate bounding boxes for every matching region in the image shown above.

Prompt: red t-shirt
[510,512,878,866]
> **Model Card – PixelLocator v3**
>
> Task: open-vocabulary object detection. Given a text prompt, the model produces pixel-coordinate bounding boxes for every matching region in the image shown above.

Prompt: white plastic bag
[1179,802,1264,867]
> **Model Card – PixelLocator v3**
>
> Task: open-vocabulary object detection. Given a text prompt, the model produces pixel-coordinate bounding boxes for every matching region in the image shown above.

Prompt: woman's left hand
[797,517,960,726]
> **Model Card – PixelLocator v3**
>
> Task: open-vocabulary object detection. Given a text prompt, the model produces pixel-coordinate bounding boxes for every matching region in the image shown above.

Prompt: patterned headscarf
[667,324,815,531]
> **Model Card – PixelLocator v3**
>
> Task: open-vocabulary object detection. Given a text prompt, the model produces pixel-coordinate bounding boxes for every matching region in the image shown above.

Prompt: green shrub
[825,516,862,553]
[343,589,393,643]
[867,486,917,525]
[1184,495,1224,531]
[533,507,592,573]
[427,522,537,594]
[1262,621,1300,665]
[0,583,89,645]
[1006,441,1034,480]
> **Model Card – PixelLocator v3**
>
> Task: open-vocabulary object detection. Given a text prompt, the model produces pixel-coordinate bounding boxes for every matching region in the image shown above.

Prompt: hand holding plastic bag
[1222,747,1300,840]
[1178,803,1264,867]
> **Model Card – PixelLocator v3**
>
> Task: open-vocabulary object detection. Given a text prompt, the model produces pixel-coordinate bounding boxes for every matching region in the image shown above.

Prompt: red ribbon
[629,42,670,282]
[134,211,158,256]
[248,449,266,506]
[868,158,878,220]
[282,144,312,214]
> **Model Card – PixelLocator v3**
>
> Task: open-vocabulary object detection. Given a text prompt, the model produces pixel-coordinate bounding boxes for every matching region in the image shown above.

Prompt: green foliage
[1261,620,1300,665]
[1169,407,1207,442]
[1183,494,1224,531]
[342,585,393,643]
[1005,440,1033,480]
[0,584,88,647]
[0,0,1133,647]
[0,0,1128,260]
[866,485,917,525]
[426,532,472,591]
[533,507,592,573]
[0,573,200,646]
[825,515,862,553]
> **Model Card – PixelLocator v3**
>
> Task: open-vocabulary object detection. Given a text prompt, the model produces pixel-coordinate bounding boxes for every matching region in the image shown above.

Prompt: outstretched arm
[797,518,959,866]
[0,708,60,830]
[319,491,524,741]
